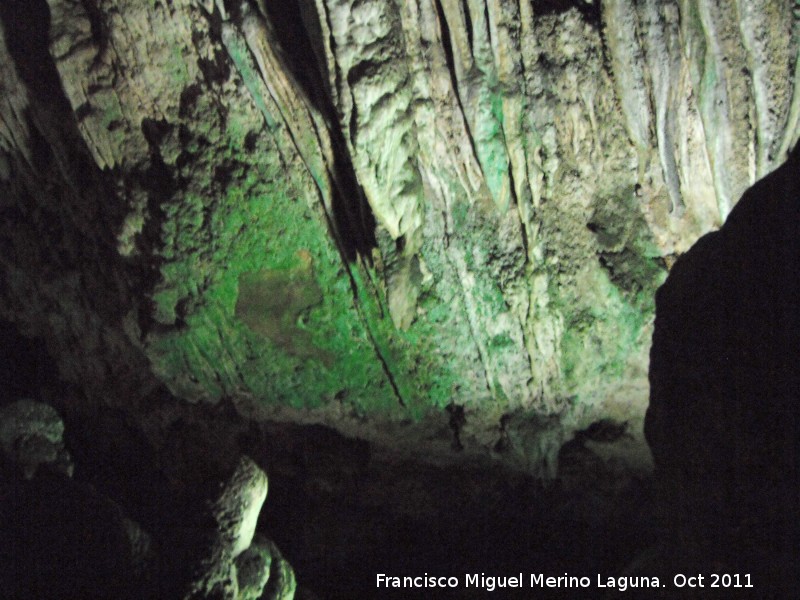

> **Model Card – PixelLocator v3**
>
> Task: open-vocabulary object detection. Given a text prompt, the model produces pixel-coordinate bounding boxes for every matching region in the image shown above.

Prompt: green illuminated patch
[136,23,662,425]
[474,89,511,211]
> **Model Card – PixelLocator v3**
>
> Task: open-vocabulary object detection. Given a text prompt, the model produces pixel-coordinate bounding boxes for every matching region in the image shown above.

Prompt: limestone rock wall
[1,0,799,470]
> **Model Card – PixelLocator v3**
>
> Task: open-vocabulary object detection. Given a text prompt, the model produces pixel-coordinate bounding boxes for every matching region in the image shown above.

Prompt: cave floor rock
[48,389,657,599]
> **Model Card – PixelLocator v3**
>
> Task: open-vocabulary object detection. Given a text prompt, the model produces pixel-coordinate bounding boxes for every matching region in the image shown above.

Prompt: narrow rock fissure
[461,0,474,56]
[345,265,407,408]
[77,0,108,66]
[241,0,378,262]
[434,0,461,91]
[371,338,406,408]
[483,0,493,51]
[433,0,483,178]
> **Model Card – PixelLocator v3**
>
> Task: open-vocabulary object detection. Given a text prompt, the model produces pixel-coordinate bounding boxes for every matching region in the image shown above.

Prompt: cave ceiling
[0,0,798,473]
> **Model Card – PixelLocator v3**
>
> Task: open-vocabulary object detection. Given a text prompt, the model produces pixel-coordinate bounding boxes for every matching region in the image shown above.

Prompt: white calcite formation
[185,455,295,599]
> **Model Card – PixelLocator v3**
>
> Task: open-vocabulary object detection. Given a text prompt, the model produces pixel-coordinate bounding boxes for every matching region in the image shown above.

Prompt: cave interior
[1,0,799,598]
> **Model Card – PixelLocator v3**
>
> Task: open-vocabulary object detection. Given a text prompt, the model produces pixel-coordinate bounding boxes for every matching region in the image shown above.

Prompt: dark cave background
[1,335,660,599]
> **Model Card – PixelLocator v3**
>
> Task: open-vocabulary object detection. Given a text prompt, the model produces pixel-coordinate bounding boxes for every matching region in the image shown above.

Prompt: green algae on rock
[1,0,799,477]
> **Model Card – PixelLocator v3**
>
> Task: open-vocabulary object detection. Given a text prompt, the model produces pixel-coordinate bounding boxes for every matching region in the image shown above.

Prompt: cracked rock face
[0,0,799,475]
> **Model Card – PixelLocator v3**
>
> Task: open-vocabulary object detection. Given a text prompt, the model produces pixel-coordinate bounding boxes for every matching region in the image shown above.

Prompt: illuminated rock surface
[185,456,293,599]
[0,0,799,596]
[2,0,799,471]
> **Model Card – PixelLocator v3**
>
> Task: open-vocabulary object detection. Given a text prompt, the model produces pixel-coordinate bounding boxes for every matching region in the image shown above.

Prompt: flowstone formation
[1,0,799,474]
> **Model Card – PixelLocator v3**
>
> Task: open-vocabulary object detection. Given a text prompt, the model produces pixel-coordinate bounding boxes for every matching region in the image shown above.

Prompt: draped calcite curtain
[0,0,798,472]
